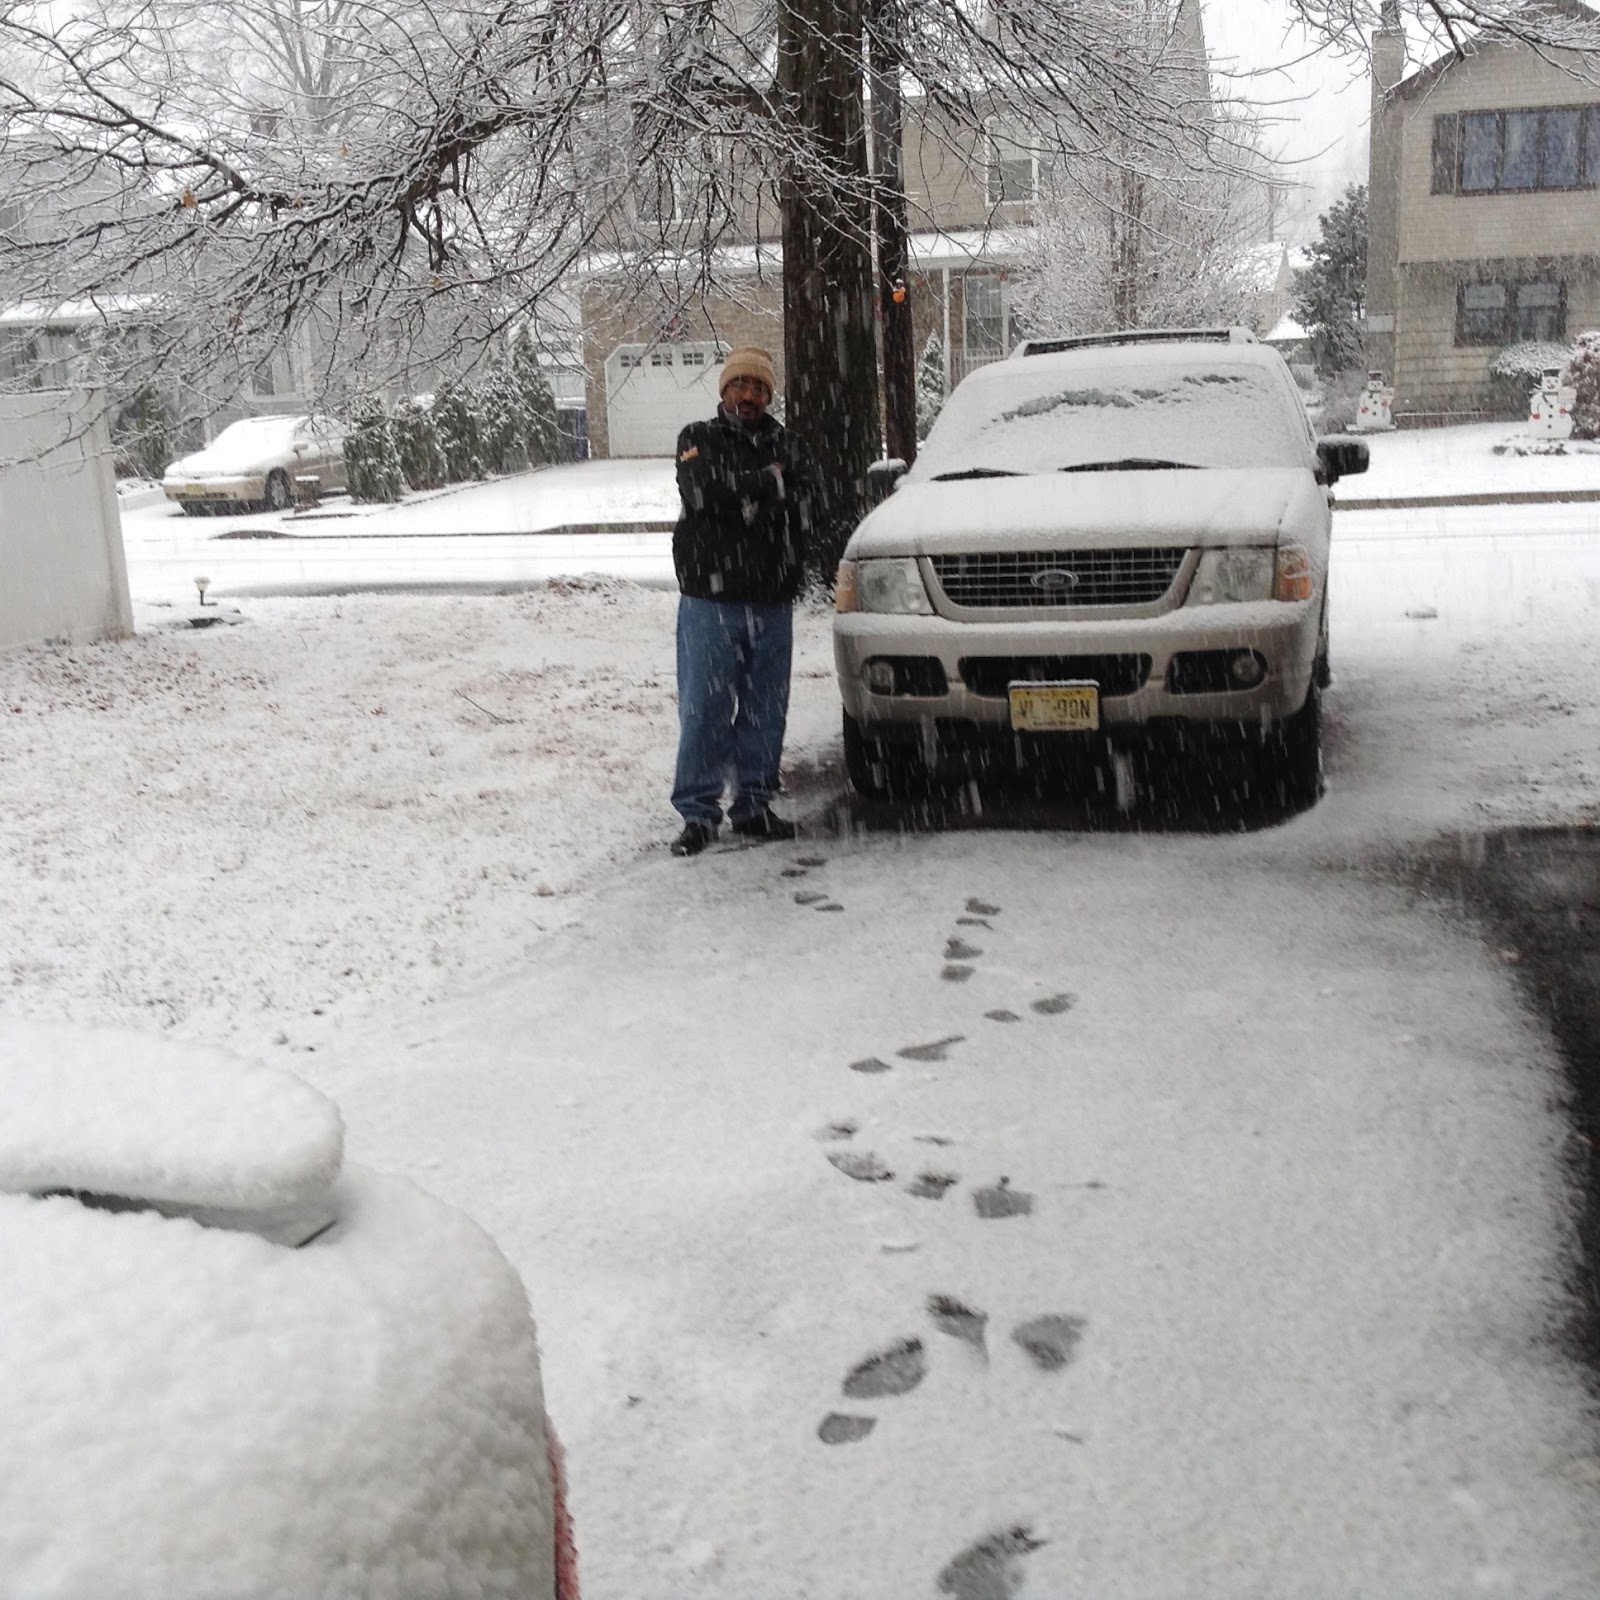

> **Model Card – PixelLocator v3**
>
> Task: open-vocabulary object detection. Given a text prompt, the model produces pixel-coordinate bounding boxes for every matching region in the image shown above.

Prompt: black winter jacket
[672,408,823,605]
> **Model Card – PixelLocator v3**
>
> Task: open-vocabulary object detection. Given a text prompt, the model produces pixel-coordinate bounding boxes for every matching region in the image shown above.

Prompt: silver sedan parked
[833,329,1367,810]
[162,413,347,514]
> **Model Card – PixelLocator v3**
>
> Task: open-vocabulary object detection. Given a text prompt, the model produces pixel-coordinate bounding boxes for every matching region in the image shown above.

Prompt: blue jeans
[672,595,793,826]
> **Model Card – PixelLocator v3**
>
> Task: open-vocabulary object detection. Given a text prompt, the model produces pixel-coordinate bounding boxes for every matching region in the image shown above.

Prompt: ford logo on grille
[1030,568,1079,593]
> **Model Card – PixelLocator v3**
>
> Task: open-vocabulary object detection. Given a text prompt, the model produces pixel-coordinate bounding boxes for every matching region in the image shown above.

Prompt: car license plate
[180,485,208,497]
[1008,681,1100,732]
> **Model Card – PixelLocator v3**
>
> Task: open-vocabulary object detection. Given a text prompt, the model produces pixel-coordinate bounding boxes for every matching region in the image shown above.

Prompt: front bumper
[162,476,265,507]
[834,598,1319,737]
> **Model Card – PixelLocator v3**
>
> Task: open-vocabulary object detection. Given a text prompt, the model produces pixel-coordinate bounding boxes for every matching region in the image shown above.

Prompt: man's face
[723,375,771,425]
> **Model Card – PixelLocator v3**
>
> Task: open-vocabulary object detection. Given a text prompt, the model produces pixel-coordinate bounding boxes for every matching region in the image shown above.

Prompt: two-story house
[579,0,1211,458]
[1365,1,1600,419]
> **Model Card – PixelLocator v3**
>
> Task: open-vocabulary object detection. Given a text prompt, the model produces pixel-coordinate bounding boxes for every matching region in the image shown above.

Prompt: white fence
[1,390,132,654]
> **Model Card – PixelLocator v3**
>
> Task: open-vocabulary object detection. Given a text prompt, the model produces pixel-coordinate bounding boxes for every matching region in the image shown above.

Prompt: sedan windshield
[909,357,1312,481]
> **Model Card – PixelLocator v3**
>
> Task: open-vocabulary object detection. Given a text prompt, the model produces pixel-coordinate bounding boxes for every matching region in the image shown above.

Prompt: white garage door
[605,342,727,458]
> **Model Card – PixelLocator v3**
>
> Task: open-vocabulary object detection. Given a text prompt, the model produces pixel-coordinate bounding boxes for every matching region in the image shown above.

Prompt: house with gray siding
[1365,2,1600,421]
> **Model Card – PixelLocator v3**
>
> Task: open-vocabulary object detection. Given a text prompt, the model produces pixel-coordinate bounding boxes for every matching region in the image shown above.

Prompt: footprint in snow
[1012,1314,1085,1372]
[937,1526,1044,1600]
[817,1412,876,1444]
[945,938,984,961]
[985,1009,1022,1024]
[928,1294,988,1358]
[794,890,827,906]
[907,1170,959,1200]
[972,1177,1034,1219]
[1031,993,1077,1016]
[842,1336,927,1399]
[820,1302,1084,1447]
[827,1149,894,1183]
[965,898,1002,917]
[942,965,976,983]
[849,1055,892,1074]
[897,1035,965,1062]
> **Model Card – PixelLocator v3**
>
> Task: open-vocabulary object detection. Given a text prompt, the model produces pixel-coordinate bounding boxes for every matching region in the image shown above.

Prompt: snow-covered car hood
[847,467,1327,557]
[164,439,290,478]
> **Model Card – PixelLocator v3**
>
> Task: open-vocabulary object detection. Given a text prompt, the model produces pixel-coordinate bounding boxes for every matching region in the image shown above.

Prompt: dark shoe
[670,820,718,857]
[729,809,797,842]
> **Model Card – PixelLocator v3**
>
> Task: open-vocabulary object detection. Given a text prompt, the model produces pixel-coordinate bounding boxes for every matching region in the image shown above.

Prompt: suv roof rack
[1010,327,1258,358]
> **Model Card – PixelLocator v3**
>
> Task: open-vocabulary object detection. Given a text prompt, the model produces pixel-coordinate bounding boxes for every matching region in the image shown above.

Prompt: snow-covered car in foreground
[0,1021,576,1600]
[834,329,1368,809]
[161,413,347,513]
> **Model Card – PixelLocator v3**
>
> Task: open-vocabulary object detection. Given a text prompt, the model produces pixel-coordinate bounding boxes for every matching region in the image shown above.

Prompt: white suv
[833,330,1367,811]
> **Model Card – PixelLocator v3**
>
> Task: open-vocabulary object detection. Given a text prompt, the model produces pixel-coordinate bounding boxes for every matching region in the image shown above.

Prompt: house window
[1514,278,1564,340]
[1433,106,1600,193]
[1455,277,1566,345]
[964,273,1011,358]
[985,121,1038,205]
[1541,109,1582,187]
[618,351,642,369]
[649,349,673,366]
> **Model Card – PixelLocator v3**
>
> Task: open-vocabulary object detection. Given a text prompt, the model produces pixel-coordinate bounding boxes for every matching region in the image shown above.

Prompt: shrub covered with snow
[512,328,562,466]
[474,359,531,475]
[1488,340,1574,419]
[393,395,447,491]
[433,381,488,482]
[915,332,945,442]
[1563,331,1600,440]
[342,395,406,504]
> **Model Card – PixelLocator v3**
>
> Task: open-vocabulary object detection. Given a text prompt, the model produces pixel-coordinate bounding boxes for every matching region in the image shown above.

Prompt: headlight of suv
[1188,548,1275,605]
[835,557,933,615]
[1188,544,1314,605]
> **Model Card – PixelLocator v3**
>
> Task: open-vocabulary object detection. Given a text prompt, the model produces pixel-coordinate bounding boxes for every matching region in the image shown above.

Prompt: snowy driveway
[7,464,1600,1596]
[308,505,1599,1596]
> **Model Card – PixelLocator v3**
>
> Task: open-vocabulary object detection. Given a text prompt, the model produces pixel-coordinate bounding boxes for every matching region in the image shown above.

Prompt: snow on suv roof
[1009,327,1259,358]
[907,336,1311,480]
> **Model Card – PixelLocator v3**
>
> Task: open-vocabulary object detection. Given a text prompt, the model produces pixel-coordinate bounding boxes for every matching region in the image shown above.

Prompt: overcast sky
[1204,0,1374,239]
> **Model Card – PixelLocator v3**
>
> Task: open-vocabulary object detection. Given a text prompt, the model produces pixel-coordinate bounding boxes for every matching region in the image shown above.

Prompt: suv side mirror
[1316,436,1369,486]
[867,457,907,503]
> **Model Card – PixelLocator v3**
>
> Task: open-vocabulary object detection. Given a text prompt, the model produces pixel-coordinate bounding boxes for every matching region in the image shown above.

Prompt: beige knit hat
[719,345,778,398]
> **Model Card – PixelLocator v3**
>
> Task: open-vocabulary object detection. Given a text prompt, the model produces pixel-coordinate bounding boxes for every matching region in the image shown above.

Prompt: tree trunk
[777,0,880,589]
[868,0,917,468]
[1110,167,1145,330]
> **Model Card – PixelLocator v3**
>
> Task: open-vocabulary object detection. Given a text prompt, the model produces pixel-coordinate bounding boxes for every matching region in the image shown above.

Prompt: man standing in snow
[667,345,823,858]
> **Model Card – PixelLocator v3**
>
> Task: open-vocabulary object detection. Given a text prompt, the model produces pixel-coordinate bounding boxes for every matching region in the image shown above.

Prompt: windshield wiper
[931,467,1024,481]
[1057,458,1198,472]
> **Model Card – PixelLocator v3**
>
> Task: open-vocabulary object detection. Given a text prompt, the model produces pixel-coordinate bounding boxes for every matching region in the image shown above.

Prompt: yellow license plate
[1008,681,1100,732]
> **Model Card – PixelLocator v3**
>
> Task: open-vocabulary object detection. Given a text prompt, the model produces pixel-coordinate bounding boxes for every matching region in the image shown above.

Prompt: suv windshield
[909,355,1312,481]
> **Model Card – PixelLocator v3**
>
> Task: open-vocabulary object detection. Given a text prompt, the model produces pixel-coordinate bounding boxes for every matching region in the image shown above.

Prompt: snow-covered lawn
[6,424,1600,1597]
[1349,420,1600,500]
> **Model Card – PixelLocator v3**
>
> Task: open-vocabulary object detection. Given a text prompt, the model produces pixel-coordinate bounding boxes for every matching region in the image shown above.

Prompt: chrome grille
[928,548,1187,609]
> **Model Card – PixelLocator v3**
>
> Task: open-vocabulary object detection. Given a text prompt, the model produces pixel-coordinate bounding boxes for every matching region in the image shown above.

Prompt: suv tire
[1257,683,1323,812]
[842,711,929,801]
